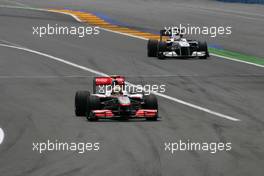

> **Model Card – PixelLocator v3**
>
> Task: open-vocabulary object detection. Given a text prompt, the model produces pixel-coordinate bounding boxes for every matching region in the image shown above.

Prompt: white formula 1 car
[148,29,209,59]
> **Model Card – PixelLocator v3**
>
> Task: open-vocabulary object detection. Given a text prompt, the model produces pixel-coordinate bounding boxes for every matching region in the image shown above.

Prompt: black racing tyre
[147,40,158,57]
[144,94,158,109]
[87,112,98,121]
[158,41,167,52]
[88,95,101,110]
[92,77,96,94]
[158,53,165,60]
[198,41,209,59]
[86,95,101,121]
[144,94,158,121]
[157,41,167,59]
[75,91,90,116]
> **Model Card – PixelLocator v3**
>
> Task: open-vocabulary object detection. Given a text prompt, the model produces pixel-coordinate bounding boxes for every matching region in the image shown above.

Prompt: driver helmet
[111,82,123,95]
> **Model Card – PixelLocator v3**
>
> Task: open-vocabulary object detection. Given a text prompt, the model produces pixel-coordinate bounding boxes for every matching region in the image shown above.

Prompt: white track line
[0,5,83,22]
[12,1,28,7]
[210,53,264,68]
[0,75,97,79]
[0,43,240,121]
[0,128,4,144]
[48,10,83,23]
[2,0,27,7]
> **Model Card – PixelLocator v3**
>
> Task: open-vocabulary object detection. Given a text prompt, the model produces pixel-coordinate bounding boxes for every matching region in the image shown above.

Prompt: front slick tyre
[158,53,165,60]
[87,112,98,121]
[86,96,101,122]
[144,94,158,121]
[198,41,209,59]
[157,41,166,60]
[147,40,158,57]
[75,91,90,116]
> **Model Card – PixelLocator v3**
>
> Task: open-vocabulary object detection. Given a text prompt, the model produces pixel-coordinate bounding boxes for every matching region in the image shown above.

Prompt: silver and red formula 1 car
[74,75,159,121]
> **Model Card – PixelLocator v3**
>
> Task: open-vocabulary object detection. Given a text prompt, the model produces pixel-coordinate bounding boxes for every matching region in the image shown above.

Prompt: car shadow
[155,57,210,60]
[81,117,162,123]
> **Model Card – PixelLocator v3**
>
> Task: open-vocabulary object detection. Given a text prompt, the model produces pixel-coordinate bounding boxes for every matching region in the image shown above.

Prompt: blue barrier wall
[217,0,264,4]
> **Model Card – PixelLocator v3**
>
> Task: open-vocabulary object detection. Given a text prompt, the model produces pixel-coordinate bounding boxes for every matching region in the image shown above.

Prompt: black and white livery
[148,29,209,59]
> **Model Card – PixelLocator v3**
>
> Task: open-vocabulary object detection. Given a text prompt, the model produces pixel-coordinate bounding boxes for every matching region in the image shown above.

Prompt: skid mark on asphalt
[0,43,240,122]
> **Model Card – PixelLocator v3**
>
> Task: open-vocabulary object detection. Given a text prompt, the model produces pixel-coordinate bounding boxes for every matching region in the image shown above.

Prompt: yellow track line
[49,9,160,40]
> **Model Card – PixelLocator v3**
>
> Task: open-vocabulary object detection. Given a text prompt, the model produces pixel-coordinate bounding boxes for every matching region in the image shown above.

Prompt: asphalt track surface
[0,1,264,176]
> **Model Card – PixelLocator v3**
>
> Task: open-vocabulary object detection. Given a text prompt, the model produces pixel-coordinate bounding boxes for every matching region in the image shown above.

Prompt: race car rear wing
[160,29,172,36]
[160,29,173,41]
[160,28,183,41]
[93,75,125,93]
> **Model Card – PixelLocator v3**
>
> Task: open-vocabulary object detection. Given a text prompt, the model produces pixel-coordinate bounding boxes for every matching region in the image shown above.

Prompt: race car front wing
[91,109,158,119]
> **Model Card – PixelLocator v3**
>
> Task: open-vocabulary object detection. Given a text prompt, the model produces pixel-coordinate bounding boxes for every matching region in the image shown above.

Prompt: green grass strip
[209,47,264,66]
